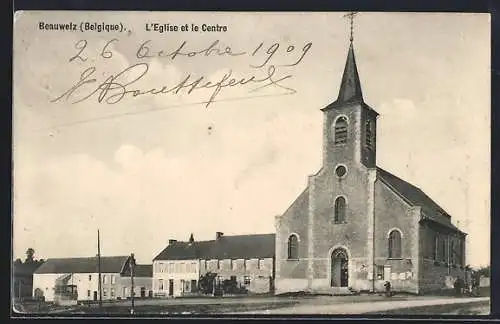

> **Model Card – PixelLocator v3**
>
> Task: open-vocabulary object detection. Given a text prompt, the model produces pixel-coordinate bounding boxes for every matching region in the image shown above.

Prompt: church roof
[34,256,130,274]
[377,167,464,233]
[153,233,275,261]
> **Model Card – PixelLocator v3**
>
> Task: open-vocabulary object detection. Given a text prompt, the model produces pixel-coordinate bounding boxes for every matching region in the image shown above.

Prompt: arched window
[334,117,348,144]
[287,235,299,259]
[388,230,402,258]
[334,197,346,223]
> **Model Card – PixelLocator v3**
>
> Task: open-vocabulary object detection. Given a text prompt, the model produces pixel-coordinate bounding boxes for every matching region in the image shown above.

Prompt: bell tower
[321,13,378,170]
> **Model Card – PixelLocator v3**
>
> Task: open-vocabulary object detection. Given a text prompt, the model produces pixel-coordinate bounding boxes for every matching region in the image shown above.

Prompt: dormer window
[334,117,348,144]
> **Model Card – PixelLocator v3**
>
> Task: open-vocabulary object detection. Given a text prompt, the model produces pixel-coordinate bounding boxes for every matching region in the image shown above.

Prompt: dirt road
[233,297,490,315]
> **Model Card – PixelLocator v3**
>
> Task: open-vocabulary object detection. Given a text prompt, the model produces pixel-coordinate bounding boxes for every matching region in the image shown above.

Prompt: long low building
[153,232,275,297]
[32,255,152,303]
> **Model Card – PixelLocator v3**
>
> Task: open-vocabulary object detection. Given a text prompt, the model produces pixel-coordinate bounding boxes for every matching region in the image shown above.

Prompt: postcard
[12,11,490,316]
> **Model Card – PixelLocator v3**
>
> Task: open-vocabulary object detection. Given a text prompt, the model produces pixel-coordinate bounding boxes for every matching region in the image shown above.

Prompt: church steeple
[336,42,363,104]
[336,12,363,105]
[321,12,378,169]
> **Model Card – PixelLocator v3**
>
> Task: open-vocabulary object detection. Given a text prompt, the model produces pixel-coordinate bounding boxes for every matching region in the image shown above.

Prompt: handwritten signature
[51,63,297,108]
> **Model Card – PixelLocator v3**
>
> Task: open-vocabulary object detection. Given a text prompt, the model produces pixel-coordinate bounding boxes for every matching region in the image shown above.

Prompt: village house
[32,255,153,303]
[274,37,467,295]
[152,233,275,297]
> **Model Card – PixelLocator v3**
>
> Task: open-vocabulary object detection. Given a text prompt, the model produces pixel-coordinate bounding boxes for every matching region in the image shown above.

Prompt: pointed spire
[189,233,194,244]
[336,42,364,104]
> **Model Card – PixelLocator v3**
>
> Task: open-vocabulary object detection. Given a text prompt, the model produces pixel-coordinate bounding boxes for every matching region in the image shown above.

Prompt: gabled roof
[153,234,275,261]
[377,167,463,233]
[121,264,153,278]
[34,256,129,274]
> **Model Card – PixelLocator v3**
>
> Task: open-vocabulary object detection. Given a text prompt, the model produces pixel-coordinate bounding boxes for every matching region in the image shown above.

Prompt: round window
[335,165,347,177]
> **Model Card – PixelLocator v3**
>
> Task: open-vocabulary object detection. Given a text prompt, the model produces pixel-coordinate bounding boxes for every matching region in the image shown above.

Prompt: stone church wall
[275,188,310,293]
[372,179,420,294]
[309,154,372,292]
[418,225,467,293]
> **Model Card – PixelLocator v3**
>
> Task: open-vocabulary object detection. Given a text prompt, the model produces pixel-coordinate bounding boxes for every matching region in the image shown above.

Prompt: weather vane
[343,12,358,43]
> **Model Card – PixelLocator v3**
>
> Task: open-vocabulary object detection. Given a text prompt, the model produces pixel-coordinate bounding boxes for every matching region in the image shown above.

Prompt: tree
[14,258,23,265]
[199,272,218,294]
[25,248,35,263]
[475,265,490,278]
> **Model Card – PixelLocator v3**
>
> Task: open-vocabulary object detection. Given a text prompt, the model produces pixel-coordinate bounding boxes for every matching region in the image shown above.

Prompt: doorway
[140,287,146,298]
[168,279,174,296]
[93,291,97,301]
[331,248,349,287]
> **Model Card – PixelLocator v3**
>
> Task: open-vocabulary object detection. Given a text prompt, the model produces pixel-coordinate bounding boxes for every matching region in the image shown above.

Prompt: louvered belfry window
[334,117,348,144]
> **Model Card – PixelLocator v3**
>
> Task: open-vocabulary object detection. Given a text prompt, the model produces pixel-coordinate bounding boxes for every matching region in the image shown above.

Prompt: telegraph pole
[97,230,102,308]
[130,253,136,315]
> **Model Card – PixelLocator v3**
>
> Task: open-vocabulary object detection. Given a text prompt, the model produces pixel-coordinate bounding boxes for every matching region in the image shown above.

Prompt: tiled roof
[153,234,275,261]
[377,167,463,233]
[33,256,129,274]
[121,264,153,278]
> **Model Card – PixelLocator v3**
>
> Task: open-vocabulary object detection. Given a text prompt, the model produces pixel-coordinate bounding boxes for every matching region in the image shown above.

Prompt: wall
[32,272,120,302]
[201,257,274,294]
[275,104,378,294]
[480,277,490,287]
[309,153,372,292]
[117,276,153,299]
[418,223,467,293]
[275,188,310,284]
[153,259,199,297]
[372,179,420,293]
[310,105,375,292]
[32,274,60,302]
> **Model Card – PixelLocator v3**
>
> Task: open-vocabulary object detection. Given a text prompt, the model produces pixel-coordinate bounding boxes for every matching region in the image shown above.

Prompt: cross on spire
[343,12,358,43]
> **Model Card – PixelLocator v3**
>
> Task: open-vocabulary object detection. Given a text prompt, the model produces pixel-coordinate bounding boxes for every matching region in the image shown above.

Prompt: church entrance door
[331,248,349,287]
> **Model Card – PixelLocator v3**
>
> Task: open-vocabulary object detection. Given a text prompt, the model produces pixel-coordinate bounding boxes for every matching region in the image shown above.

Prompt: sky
[13,11,490,266]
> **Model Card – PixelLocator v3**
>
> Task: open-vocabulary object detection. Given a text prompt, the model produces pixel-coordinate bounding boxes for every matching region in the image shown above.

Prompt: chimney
[169,239,177,245]
[216,232,224,240]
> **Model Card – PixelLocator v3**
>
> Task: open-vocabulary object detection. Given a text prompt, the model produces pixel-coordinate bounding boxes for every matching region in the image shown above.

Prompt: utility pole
[97,230,102,308]
[130,253,136,315]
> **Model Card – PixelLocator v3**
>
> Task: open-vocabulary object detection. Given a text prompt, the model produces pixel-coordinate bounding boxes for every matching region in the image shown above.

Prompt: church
[274,31,467,295]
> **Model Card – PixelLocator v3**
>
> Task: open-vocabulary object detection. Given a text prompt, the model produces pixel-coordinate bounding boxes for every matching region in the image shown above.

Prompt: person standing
[384,281,391,297]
